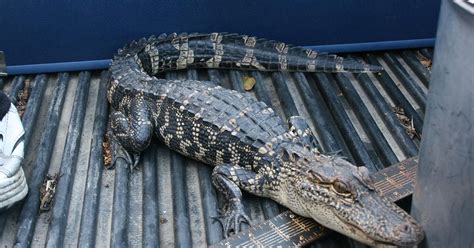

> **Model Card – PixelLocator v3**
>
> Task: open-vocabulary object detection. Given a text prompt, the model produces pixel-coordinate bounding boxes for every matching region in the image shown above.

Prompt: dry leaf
[416,51,432,70]
[420,60,432,70]
[393,106,420,139]
[40,173,60,211]
[17,79,31,117]
[103,137,112,168]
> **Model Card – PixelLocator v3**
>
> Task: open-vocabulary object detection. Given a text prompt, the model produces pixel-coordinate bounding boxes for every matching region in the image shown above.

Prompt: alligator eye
[332,181,351,196]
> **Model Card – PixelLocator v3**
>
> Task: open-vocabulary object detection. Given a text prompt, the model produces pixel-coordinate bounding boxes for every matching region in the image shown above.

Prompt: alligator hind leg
[109,98,153,171]
[288,116,321,151]
[212,164,266,237]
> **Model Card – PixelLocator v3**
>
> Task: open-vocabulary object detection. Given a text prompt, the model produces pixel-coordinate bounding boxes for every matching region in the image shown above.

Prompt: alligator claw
[110,137,140,172]
[212,200,252,237]
[130,153,141,172]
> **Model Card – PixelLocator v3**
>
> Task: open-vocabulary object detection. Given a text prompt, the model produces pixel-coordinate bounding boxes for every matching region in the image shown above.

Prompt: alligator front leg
[212,164,267,237]
[288,116,321,150]
[109,98,153,171]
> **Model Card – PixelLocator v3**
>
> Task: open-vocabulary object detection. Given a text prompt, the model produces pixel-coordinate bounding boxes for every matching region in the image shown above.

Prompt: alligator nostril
[397,223,412,234]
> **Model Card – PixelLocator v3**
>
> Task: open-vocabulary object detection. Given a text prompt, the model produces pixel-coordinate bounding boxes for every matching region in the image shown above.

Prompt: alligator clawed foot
[110,138,140,172]
[212,200,252,237]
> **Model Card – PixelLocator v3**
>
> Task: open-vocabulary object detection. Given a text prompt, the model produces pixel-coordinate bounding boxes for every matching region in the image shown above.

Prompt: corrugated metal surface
[0,49,431,247]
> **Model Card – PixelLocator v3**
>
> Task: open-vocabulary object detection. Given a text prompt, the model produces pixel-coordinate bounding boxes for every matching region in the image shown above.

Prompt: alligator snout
[392,221,424,246]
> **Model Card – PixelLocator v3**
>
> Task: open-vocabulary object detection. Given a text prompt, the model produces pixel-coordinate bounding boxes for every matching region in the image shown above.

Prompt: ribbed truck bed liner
[0,49,432,247]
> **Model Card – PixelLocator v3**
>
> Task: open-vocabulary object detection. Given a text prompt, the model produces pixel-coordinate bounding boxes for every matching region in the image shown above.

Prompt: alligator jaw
[299,190,424,247]
[331,211,423,247]
[332,214,392,247]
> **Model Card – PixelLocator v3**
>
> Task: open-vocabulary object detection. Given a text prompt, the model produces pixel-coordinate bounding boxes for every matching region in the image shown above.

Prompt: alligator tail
[114,32,383,75]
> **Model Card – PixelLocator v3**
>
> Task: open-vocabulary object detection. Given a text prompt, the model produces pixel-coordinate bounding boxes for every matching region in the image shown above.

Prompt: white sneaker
[0,101,27,210]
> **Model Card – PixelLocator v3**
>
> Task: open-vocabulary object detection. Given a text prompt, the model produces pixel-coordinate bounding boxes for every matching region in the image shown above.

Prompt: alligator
[107,32,424,246]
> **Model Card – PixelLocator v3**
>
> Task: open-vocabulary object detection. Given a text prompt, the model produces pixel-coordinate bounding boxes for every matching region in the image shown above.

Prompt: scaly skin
[107,33,423,246]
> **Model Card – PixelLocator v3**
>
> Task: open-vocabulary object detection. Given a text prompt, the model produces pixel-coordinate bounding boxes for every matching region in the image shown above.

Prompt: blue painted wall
[1,0,440,67]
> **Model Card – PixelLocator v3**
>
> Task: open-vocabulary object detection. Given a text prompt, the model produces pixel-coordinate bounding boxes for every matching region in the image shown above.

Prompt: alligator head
[274,147,424,246]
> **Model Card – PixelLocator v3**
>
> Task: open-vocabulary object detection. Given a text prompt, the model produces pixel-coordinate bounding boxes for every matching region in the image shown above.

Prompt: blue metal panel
[1,0,440,68]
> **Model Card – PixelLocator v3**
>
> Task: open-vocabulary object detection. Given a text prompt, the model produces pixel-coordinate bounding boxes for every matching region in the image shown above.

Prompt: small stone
[243,76,256,91]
